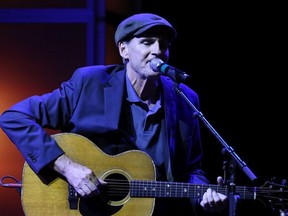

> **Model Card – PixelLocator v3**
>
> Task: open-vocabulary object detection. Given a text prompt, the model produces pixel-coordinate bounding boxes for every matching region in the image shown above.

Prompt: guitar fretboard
[130,180,256,200]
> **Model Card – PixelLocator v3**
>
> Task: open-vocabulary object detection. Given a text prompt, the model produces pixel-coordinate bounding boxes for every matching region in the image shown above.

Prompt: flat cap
[114,13,177,45]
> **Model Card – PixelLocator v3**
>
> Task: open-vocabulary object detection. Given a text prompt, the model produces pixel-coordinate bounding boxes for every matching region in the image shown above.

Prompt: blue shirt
[125,75,172,181]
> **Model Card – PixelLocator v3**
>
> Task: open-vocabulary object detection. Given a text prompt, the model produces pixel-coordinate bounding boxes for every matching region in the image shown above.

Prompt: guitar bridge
[68,184,78,209]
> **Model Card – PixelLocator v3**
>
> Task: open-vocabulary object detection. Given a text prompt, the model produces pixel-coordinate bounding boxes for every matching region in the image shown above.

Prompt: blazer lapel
[104,70,126,130]
[161,76,178,165]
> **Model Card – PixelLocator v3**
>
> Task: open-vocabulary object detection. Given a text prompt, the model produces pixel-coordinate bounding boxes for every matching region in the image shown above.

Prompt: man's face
[121,32,171,80]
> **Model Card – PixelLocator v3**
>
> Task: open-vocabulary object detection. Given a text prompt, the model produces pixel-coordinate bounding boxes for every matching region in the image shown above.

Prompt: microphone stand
[172,82,258,216]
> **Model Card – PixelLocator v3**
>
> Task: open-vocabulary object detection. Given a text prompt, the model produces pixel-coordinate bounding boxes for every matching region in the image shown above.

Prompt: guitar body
[21,133,156,216]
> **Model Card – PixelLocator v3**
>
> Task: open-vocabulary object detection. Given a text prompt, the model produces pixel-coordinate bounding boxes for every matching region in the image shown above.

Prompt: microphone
[150,58,191,83]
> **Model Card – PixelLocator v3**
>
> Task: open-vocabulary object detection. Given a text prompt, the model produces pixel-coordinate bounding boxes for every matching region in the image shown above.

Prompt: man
[0,13,227,215]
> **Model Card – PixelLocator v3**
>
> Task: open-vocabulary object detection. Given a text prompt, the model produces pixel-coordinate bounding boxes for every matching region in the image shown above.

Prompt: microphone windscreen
[150,58,163,72]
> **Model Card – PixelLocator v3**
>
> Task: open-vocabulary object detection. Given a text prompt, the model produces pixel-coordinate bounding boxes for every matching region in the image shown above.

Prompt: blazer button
[28,153,37,163]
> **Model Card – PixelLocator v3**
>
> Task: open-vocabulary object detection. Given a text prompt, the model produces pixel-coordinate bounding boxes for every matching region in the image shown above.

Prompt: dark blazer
[0,64,208,185]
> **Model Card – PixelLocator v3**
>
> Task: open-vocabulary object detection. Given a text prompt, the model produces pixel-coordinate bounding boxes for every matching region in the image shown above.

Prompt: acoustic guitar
[21,133,288,215]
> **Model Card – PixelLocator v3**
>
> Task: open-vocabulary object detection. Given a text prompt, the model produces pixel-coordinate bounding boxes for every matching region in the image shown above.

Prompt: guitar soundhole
[102,173,130,203]
[78,172,129,216]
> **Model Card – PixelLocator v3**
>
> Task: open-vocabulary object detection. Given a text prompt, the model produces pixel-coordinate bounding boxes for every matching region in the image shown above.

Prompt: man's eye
[142,40,153,45]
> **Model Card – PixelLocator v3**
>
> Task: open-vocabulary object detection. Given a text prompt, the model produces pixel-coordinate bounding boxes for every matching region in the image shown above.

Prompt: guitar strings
[99,178,288,202]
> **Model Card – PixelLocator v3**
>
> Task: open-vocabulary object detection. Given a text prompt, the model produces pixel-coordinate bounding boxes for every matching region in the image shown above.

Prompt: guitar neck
[130,180,256,200]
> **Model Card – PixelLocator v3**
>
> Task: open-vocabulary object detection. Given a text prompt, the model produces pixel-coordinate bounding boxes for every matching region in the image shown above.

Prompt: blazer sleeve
[0,67,87,183]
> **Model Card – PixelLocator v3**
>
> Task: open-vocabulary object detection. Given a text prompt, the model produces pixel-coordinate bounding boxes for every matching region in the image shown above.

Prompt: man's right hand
[53,154,104,197]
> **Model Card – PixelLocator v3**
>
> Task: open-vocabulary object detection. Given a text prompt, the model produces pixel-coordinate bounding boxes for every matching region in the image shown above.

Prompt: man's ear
[118,42,128,59]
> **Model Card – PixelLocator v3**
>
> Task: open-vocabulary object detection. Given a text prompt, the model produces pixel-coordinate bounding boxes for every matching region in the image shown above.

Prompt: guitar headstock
[258,179,288,214]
